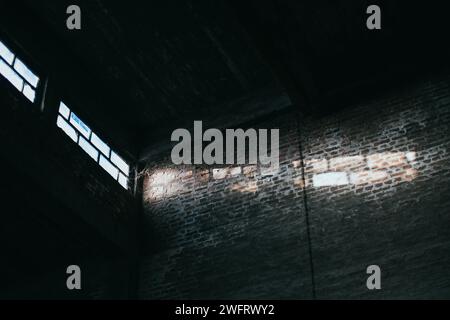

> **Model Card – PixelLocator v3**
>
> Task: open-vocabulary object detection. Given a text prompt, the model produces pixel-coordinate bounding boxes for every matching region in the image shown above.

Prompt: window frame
[56,100,132,191]
[0,31,133,193]
[0,36,46,107]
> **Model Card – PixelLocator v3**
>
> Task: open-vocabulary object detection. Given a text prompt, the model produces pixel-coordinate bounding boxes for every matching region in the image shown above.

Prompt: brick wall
[139,75,450,299]
[303,77,450,299]
[139,113,313,299]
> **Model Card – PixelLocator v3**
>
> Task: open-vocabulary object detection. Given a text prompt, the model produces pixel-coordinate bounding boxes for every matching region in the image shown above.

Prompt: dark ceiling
[232,0,450,106]
[8,0,450,159]
[19,0,279,155]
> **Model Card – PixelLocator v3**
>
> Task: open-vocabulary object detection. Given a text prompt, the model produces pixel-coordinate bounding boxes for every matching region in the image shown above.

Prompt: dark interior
[1,0,450,299]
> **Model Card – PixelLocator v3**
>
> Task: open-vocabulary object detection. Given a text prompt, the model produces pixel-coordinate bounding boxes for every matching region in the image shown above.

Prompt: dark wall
[0,8,138,298]
[139,112,313,299]
[0,72,137,299]
[138,75,450,299]
[303,76,450,299]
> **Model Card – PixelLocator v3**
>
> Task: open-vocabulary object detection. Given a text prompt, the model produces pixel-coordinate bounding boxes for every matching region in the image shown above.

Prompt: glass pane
[59,102,71,119]
[13,58,39,88]
[91,132,110,157]
[79,136,99,161]
[99,155,119,179]
[57,115,78,143]
[0,40,14,65]
[110,151,129,176]
[69,112,91,139]
[118,172,128,189]
[22,84,35,102]
[0,59,23,91]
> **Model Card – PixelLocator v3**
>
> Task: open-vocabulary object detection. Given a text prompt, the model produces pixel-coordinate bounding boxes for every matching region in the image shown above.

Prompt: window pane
[110,151,129,176]
[23,84,35,102]
[118,172,128,189]
[56,100,131,190]
[59,102,71,119]
[57,115,78,143]
[0,40,14,65]
[99,155,119,179]
[70,112,91,139]
[79,136,99,161]
[0,59,23,92]
[91,132,110,157]
[13,58,39,88]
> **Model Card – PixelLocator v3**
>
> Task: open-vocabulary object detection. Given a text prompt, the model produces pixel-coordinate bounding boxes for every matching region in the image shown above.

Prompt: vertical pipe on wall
[296,110,317,299]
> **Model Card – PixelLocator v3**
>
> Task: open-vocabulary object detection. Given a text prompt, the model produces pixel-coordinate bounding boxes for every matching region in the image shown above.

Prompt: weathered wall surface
[304,78,450,299]
[139,75,450,299]
[139,114,313,299]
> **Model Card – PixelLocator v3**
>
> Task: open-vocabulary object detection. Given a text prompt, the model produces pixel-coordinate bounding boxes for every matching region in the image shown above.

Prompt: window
[57,101,130,189]
[0,40,40,102]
